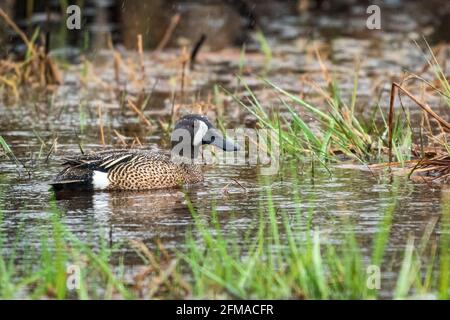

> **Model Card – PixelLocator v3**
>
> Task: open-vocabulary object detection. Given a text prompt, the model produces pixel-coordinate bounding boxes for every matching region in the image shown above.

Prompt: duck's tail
[50,167,94,191]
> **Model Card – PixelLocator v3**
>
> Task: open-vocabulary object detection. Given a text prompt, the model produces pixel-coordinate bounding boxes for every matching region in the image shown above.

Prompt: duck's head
[171,114,239,159]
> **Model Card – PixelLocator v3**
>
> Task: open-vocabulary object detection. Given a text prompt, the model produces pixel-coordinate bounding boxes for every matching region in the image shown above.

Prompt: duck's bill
[204,129,240,151]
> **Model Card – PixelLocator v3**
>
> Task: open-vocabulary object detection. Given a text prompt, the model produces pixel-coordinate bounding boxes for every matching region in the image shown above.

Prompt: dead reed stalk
[155,13,181,52]
[388,82,450,163]
[0,7,61,99]
[97,102,105,145]
[127,99,152,127]
[0,8,34,54]
[137,34,145,82]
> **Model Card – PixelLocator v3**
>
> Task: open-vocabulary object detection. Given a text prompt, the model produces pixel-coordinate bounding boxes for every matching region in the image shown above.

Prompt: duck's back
[51,149,203,191]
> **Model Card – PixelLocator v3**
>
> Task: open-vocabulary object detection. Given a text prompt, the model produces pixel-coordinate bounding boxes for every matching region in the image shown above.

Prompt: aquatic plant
[179,175,448,299]
[0,195,131,299]
[0,9,61,102]
[228,78,387,164]
[383,41,450,182]
[225,42,449,183]
[0,180,447,299]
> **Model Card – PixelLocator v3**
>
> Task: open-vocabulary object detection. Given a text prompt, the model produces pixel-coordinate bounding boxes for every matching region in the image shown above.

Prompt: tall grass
[255,30,272,72]
[228,39,450,166]
[0,196,132,299]
[419,40,450,109]
[0,183,447,299]
[228,78,406,165]
[438,194,449,299]
[180,175,447,299]
[0,135,22,169]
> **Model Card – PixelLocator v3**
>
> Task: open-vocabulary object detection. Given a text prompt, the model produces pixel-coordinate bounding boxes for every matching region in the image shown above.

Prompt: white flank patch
[92,170,110,190]
[193,120,208,146]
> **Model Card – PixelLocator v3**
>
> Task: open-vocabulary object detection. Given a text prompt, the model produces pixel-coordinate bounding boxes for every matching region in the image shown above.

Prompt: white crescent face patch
[193,120,209,146]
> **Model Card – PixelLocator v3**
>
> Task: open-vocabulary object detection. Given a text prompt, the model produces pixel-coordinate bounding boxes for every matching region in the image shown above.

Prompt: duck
[50,114,239,191]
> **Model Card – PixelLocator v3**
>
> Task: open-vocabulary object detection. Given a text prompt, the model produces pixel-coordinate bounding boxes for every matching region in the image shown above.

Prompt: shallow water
[0,0,449,298]
[0,109,447,297]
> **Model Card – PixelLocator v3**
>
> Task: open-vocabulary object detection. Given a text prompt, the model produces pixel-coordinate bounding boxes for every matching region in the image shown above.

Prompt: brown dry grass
[0,8,61,102]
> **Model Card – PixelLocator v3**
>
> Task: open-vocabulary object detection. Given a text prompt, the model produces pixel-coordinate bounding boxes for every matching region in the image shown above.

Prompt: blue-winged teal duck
[51,114,239,191]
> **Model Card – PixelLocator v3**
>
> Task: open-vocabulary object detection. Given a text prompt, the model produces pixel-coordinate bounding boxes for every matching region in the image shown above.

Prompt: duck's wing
[51,149,165,190]
[59,149,133,170]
